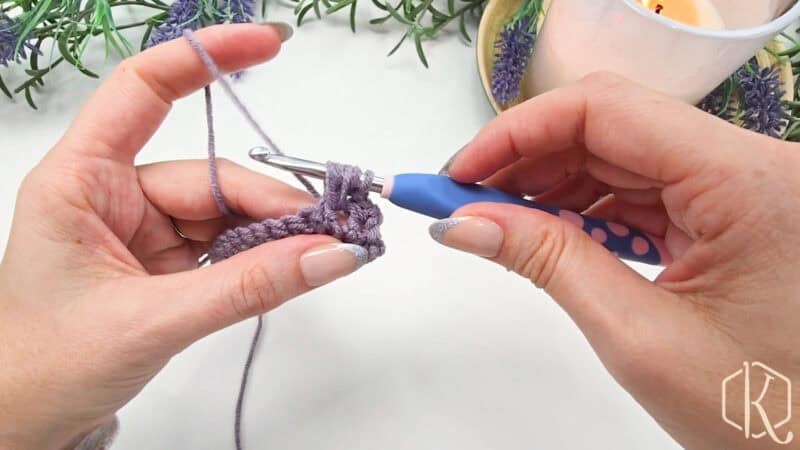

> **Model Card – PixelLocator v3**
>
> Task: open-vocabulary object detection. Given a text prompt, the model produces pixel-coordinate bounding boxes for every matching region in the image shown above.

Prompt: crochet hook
[249,147,671,266]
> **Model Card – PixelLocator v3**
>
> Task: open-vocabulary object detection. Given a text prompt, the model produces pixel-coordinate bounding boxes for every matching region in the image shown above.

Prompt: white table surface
[0,7,676,449]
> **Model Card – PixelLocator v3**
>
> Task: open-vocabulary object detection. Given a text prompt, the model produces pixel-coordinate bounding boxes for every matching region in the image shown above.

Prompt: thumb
[130,235,366,349]
[430,202,675,341]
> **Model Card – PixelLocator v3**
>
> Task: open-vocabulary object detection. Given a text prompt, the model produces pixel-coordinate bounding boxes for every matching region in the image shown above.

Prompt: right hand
[434,72,800,449]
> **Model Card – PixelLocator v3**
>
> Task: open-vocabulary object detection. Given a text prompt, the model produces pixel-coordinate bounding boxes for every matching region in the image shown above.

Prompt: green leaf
[369,14,392,24]
[24,67,49,76]
[297,3,314,25]
[102,21,134,58]
[413,32,428,67]
[100,0,134,57]
[427,5,448,22]
[387,31,408,56]
[24,86,38,109]
[144,10,169,25]
[18,57,62,91]
[458,12,470,43]
[381,1,412,25]
[428,19,448,36]
[141,23,155,50]
[313,0,322,18]
[29,38,41,72]
[326,0,354,14]
[15,0,53,54]
[58,32,99,78]
[349,0,356,32]
[370,0,387,11]
[717,77,735,117]
[0,74,12,99]
[782,118,800,139]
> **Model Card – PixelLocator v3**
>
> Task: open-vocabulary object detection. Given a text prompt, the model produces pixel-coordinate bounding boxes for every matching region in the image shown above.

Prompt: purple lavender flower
[220,0,254,24]
[147,0,202,47]
[0,14,29,67]
[698,81,733,120]
[736,65,788,138]
[491,17,536,107]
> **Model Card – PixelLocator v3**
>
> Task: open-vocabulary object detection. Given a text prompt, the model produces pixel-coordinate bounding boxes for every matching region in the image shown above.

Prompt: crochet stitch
[208,162,385,263]
[182,29,385,263]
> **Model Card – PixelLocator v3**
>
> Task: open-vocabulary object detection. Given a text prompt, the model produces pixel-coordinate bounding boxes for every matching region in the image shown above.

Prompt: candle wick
[655,4,663,14]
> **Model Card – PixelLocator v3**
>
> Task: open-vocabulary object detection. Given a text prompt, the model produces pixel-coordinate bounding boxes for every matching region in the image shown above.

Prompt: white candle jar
[527,0,800,104]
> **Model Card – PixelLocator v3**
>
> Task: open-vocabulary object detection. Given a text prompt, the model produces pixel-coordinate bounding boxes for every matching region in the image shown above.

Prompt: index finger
[55,24,285,163]
[449,72,759,185]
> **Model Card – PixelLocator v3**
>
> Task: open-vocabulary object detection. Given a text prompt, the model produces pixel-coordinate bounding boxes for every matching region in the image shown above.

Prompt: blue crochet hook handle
[384,174,670,266]
[246,148,670,266]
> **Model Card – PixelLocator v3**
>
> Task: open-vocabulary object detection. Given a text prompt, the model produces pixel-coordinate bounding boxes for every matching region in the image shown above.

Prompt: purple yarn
[184,30,385,450]
[184,28,384,263]
[208,162,385,263]
[204,85,231,215]
[183,29,319,196]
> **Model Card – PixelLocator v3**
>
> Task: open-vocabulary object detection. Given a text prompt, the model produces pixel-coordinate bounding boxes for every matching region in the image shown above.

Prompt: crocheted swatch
[208,162,385,263]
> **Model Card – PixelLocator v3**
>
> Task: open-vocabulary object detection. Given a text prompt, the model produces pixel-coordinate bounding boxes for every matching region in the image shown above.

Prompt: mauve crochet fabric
[208,162,385,263]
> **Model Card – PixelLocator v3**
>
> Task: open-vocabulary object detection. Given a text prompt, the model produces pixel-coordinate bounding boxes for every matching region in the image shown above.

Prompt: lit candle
[524,0,799,104]
[635,0,725,29]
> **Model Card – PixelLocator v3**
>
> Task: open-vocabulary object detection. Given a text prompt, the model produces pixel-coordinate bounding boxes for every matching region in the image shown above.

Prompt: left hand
[0,24,363,450]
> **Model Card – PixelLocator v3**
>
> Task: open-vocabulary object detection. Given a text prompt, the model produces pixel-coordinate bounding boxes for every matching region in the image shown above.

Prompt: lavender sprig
[698,78,734,121]
[698,61,789,139]
[147,0,202,47]
[0,13,38,99]
[0,14,31,67]
[491,16,535,106]
[736,64,788,138]
[2,0,485,107]
[220,0,255,24]
[147,0,255,48]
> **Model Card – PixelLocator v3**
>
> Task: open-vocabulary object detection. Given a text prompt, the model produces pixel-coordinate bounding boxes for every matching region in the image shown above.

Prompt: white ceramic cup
[527,0,800,104]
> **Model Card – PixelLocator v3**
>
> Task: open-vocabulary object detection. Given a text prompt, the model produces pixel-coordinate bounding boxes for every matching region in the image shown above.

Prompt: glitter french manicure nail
[300,243,367,287]
[438,144,469,176]
[262,22,294,42]
[429,216,504,258]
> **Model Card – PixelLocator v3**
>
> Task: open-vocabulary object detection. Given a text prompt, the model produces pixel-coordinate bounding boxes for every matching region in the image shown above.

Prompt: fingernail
[300,243,367,287]
[262,22,294,42]
[429,216,503,258]
[438,144,469,176]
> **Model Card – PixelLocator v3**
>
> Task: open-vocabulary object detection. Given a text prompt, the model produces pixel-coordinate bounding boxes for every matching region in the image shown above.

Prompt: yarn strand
[234,315,264,450]
[183,28,385,450]
[205,85,230,215]
[183,29,319,197]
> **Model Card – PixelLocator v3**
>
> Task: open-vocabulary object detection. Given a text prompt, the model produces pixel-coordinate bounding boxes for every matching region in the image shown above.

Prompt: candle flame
[636,0,716,26]
[638,0,663,13]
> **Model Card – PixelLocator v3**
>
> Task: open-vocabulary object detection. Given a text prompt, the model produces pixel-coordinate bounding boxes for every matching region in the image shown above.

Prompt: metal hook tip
[248,146,278,162]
